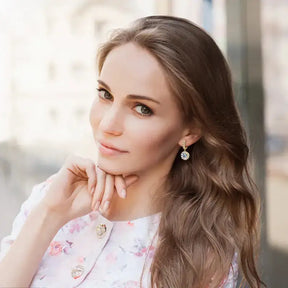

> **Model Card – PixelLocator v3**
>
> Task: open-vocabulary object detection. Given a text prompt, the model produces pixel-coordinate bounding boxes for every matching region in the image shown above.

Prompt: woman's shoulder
[0,174,57,260]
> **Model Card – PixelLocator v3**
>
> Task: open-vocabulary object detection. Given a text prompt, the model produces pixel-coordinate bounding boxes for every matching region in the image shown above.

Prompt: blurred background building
[0,0,287,286]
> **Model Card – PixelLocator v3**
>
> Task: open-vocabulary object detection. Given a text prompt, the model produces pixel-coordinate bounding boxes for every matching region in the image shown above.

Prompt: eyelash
[96,88,153,117]
[96,88,113,100]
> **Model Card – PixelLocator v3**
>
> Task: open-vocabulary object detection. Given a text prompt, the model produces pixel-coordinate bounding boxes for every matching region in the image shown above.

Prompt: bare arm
[0,155,137,287]
[0,203,64,287]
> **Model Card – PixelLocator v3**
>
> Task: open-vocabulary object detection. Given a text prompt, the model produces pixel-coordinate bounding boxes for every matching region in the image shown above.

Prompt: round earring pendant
[181,151,190,160]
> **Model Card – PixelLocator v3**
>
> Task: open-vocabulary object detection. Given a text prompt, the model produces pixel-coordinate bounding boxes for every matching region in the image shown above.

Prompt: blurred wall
[262,1,288,287]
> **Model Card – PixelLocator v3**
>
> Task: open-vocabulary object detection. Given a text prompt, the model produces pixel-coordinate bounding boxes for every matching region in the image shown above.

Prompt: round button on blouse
[96,223,107,238]
[71,264,85,279]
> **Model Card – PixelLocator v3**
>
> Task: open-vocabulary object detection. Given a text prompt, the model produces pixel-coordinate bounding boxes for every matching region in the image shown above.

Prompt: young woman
[0,16,263,288]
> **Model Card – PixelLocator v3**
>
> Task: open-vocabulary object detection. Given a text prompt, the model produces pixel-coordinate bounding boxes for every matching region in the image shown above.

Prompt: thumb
[114,174,139,199]
[124,175,139,187]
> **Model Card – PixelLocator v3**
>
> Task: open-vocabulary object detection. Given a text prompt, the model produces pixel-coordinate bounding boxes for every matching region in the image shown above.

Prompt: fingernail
[121,189,126,199]
[93,201,100,211]
[103,201,110,212]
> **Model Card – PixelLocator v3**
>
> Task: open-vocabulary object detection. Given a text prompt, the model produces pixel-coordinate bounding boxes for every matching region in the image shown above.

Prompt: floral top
[0,177,238,288]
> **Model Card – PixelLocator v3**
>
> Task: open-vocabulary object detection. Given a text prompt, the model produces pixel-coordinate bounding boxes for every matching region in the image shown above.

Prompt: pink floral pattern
[68,218,88,233]
[77,256,86,263]
[112,280,140,288]
[48,240,73,256]
[127,221,134,227]
[49,241,63,256]
[0,178,238,288]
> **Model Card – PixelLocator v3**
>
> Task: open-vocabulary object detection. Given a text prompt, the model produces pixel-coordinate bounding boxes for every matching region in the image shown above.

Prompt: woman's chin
[97,159,127,176]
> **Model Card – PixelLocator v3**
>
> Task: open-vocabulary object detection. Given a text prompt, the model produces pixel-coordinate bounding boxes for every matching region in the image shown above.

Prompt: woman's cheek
[137,121,180,156]
[132,123,165,151]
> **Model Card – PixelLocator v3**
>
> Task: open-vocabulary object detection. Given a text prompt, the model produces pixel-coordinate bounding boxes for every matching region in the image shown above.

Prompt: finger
[86,163,97,195]
[91,166,106,211]
[100,174,115,213]
[65,155,97,194]
[114,176,127,199]
[124,175,139,188]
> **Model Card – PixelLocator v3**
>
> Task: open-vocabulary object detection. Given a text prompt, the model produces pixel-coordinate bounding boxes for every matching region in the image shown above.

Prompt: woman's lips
[98,141,128,156]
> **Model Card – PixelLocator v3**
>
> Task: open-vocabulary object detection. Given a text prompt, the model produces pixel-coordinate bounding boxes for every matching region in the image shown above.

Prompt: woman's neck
[101,171,165,222]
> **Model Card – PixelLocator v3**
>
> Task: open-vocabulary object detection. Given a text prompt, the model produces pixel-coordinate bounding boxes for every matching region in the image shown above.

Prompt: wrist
[31,202,67,233]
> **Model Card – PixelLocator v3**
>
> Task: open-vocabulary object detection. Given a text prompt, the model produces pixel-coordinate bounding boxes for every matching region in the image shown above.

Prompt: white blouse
[0,177,238,288]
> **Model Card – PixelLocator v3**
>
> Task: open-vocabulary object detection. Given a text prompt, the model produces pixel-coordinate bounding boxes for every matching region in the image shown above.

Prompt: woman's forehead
[99,43,172,102]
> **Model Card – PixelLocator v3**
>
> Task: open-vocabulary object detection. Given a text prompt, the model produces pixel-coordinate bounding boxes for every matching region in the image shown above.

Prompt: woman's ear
[178,128,201,147]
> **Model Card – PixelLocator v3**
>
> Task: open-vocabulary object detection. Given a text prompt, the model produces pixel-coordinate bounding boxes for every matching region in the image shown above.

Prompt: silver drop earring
[181,140,190,160]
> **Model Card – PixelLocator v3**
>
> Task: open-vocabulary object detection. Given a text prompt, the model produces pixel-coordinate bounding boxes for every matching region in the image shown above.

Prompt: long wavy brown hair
[97,15,263,288]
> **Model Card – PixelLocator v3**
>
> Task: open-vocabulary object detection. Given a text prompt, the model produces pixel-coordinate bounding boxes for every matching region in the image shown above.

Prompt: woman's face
[89,42,190,176]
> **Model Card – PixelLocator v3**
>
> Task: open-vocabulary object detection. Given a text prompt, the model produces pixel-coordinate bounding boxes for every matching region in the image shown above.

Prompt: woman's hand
[0,154,138,287]
[90,166,137,213]
[40,154,137,225]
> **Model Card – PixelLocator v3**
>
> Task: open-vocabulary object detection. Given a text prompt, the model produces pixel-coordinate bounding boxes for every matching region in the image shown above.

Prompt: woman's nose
[98,105,123,136]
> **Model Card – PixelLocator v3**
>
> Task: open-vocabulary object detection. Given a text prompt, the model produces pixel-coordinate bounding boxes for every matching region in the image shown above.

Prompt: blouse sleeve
[0,175,55,261]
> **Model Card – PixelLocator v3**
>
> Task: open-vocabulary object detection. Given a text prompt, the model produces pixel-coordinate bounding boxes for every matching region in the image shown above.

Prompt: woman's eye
[134,104,153,116]
[97,88,113,100]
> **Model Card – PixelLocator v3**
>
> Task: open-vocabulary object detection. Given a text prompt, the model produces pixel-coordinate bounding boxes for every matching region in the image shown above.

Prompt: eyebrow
[97,79,161,105]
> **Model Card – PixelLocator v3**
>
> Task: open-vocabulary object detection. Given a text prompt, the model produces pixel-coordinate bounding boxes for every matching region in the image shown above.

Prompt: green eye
[97,88,113,100]
[134,104,153,116]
